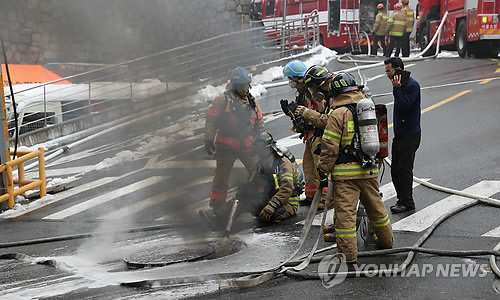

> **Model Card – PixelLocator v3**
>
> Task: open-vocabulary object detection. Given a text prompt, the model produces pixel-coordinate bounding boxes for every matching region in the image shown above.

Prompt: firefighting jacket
[373,11,388,36]
[205,90,264,150]
[403,6,415,33]
[387,10,407,37]
[318,91,379,180]
[249,154,301,207]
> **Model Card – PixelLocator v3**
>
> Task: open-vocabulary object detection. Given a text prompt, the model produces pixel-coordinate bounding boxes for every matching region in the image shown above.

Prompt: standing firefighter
[371,3,388,56]
[396,0,415,57]
[282,65,337,209]
[318,72,394,263]
[201,66,265,225]
[280,61,326,208]
[385,3,407,57]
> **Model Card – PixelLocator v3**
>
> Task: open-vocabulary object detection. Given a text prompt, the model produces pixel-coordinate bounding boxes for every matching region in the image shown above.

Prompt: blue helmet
[283,60,307,80]
[231,66,252,84]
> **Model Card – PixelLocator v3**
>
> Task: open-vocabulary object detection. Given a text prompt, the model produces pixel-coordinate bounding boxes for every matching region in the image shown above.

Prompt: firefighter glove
[205,140,215,156]
[259,200,279,222]
[294,105,307,117]
[318,169,329,188]
[280,99,291,117]
[288,101,299,115]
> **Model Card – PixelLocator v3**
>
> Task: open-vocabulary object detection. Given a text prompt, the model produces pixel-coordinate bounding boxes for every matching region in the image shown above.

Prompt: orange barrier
[0,147,46,209]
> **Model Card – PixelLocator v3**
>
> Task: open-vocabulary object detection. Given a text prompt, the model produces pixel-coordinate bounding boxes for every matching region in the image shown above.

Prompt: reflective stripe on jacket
[318,91,378,180]
[373,12,388,36]
[387,11,407,37]
[205,90,264,150]
[403,6,415,33]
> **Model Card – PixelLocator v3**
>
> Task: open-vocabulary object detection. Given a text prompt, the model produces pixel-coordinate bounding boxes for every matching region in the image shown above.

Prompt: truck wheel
[456,21,467,58]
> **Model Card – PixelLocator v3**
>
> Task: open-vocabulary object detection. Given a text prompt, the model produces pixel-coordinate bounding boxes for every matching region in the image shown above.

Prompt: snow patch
[437,51,460,58]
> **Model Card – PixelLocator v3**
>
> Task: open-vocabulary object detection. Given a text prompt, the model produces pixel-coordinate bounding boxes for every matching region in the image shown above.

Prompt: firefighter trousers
[303,137,327,202]
[395,33,411,57]
[371,35,387,55]
[334,177,394,262]
[210,146,259,211]
[385,36,402,57]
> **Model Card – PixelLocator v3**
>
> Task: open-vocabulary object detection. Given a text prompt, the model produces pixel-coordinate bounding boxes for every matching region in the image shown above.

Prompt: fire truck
[250,0,399,53]
[416,0,500,57]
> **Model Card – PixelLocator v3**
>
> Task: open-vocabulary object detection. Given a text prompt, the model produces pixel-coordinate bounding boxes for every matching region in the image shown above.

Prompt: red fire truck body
[251,0,400,52]
[416,0,500,57]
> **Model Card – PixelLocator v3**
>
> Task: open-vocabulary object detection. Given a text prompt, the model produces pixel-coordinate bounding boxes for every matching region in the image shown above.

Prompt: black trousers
[385,35,402,57]
[395,33,410,57]
[371,35,387,55]
[391,132,421,207]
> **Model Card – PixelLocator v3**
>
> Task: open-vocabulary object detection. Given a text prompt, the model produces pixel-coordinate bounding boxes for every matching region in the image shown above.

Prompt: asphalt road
[0,54,499,299]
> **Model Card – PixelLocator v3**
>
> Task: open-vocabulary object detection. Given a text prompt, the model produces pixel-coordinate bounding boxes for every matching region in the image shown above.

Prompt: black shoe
[390,204,415,214]
[390,200,402,210]
[299,199,312,206]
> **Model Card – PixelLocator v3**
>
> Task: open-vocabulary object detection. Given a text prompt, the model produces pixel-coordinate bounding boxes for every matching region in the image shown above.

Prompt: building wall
[0,0,250,65]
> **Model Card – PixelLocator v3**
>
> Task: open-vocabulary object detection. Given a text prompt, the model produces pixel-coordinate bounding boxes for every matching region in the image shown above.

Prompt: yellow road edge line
[480,79,493,84]
[388,90,472,129]
[495,68,500,73]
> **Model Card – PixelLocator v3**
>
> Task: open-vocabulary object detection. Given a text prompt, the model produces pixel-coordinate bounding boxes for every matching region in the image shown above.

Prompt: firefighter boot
[324,233,337,242]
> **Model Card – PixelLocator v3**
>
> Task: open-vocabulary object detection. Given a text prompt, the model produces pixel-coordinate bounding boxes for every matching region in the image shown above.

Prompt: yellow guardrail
[0,147,46,209]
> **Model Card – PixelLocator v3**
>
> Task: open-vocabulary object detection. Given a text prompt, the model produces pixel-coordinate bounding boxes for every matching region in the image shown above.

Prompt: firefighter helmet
[230,66,252,84]
[283,60,307,80]
[330,72,359,96]
[394,3,403,10]
[304,65,331,88]
[377,3,384,9]
[402,0,409,4]
[255,132,274,147]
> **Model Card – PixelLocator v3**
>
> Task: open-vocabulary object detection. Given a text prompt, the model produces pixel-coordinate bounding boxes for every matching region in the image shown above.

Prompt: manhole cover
[124,238,246,269]
[124,244,215,268]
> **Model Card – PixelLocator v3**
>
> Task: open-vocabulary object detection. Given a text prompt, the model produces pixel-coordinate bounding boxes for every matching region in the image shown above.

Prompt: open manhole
[124,238,245,269]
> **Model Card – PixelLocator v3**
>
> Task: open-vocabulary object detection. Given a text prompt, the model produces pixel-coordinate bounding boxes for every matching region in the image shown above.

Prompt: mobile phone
[395,69,410,86]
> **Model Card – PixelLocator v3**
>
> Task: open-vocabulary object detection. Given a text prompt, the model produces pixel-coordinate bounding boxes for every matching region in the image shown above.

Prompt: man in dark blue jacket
[384,57,421,213]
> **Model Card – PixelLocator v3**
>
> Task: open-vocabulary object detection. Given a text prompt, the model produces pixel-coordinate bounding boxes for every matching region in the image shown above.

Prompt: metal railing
[5,16,319,137]
[0,147,46,209]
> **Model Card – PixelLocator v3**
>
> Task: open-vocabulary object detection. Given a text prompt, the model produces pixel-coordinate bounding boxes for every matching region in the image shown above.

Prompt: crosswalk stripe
[392,180,500,232]
[482,226,500,237]
[0,177,119,219]
[297,179,430,226]
[43,176,166,220]
[98,177,213,220]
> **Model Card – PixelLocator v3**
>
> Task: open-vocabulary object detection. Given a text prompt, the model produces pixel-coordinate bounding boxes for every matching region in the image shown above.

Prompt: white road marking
[482,226,500,237]
[146,160,245,169]
[43,176,166,220]
[392,180,500,232]
[297,179,430,226]
[98,177,213,219]
[0,177,119,219]
[276,133,302,148]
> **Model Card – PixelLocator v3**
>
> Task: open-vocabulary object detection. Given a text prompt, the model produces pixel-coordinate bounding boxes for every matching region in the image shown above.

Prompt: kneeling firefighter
[201,66,265,224]
[200,132,304,229]
[241,132,304,223]
[318,72,394,263]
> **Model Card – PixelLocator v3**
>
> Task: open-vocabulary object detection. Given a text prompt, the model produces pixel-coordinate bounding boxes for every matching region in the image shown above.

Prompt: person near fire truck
[371,3,388,56]
[281,65,336,210]
[385,3,407,57]
[201,66,265,224]
[317,71,394,263]
[395,0,415,57]
[280,61,328,209]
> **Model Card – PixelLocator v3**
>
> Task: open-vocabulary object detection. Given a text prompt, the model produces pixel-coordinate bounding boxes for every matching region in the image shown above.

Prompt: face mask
[235,84,250,97]
[288,80,297,89]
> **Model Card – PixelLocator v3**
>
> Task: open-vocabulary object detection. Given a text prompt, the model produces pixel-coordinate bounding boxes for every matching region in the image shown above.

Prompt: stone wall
[0,0,250,65]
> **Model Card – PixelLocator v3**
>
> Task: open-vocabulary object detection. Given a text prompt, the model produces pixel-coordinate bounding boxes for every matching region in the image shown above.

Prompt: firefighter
[371,3,388,56]
[282,65,336,209]
[395,0,415,57]
[317,72,394,263]
[385,3,407,57]
[241,132,303,223]
[201,66,265,225]
[280,61,327,209]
